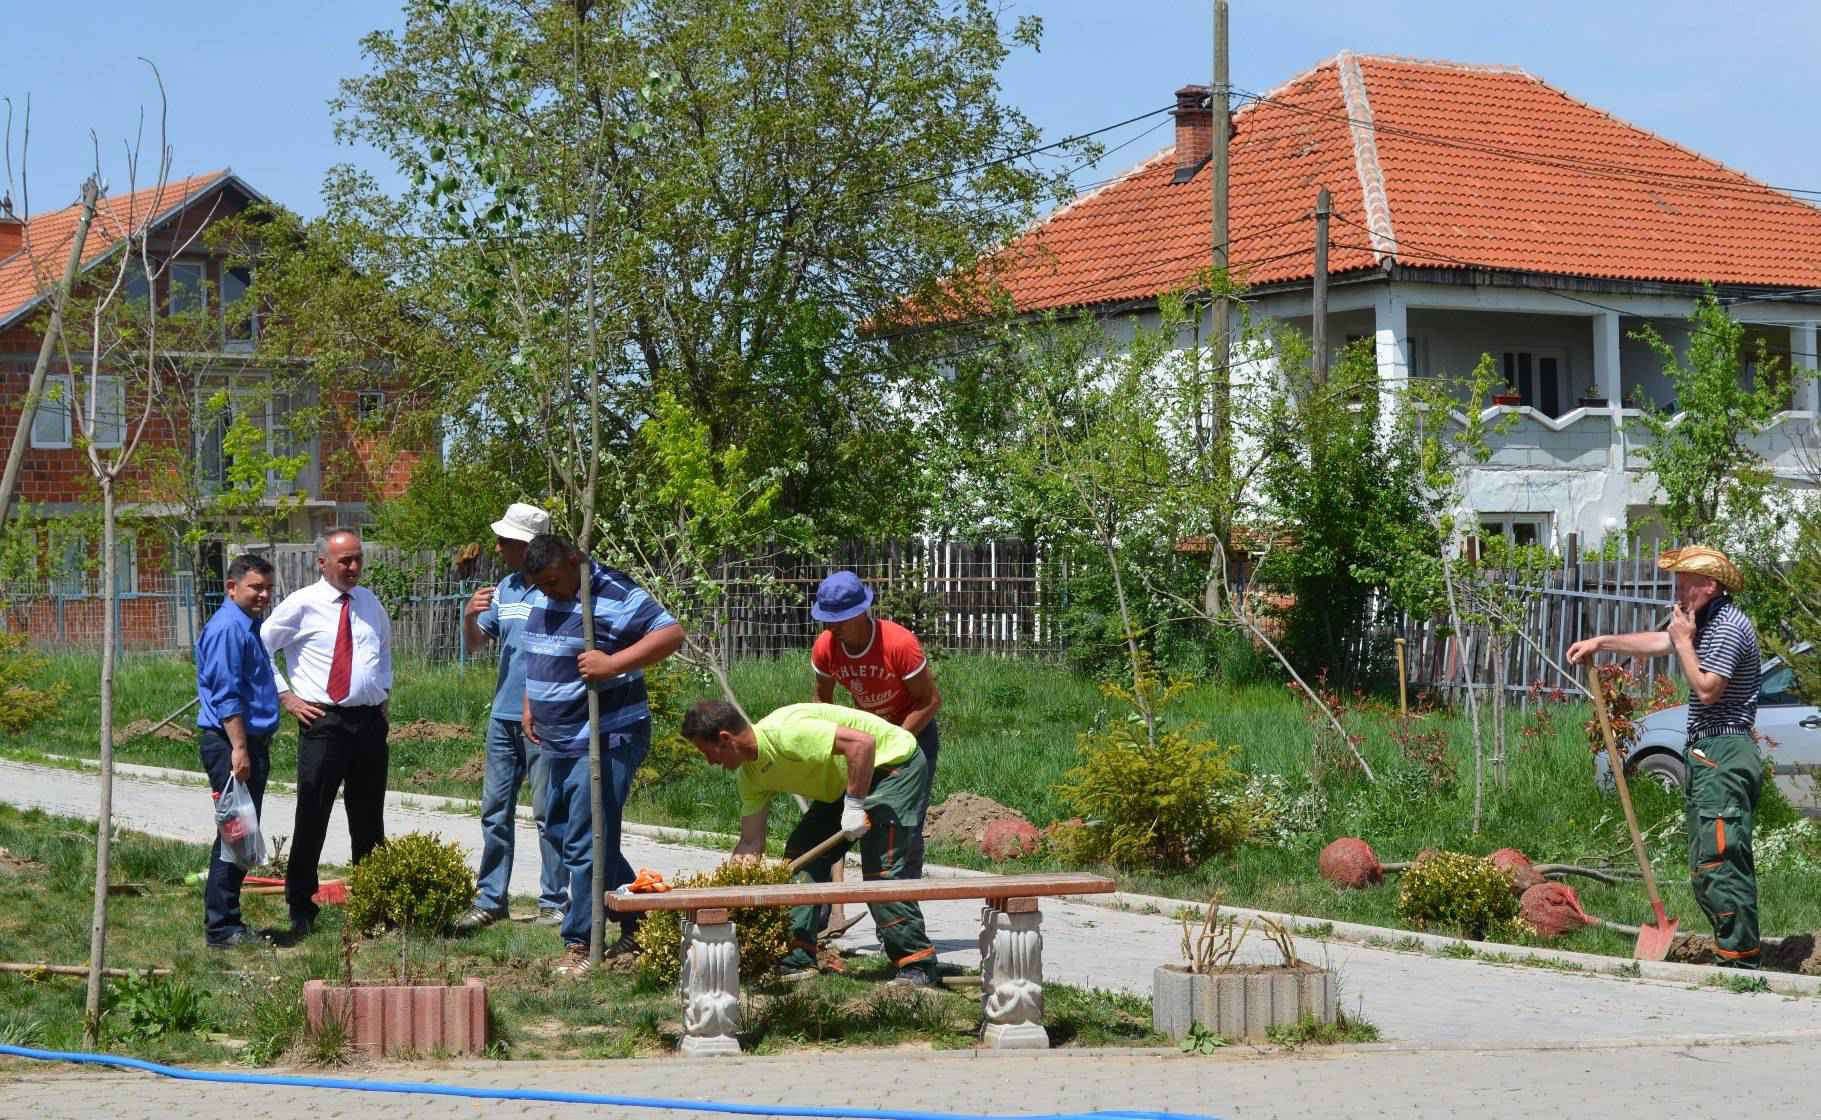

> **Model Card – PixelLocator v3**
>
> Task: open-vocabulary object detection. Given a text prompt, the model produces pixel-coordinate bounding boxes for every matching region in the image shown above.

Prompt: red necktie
[326,593,352,703]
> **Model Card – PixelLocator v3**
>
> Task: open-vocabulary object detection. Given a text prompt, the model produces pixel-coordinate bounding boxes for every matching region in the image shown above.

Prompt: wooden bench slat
[606,872,1115,913]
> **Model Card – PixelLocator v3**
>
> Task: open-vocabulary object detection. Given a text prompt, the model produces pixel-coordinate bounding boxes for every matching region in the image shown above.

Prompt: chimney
[1172,85,1212,184]
[0,193,22,258]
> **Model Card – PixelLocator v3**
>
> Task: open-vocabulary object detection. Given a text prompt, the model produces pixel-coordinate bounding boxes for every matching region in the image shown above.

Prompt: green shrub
[635,859,796,984]
[0,631,68,734]
[1057,675,1252,868]
[638,661,709,789]
[1757,776,1800,834]
[106,974,211,1041]
[346,832,475,935]
[1395,851,1518,939]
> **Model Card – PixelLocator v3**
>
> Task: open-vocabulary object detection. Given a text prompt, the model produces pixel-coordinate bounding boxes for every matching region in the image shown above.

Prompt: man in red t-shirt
[810,571,941,876]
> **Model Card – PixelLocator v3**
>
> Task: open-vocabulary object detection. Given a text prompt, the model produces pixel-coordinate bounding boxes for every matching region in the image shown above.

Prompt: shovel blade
[1633,916,1680,961]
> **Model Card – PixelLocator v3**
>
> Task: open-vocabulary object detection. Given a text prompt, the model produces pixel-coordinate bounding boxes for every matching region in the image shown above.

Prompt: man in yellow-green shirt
[681,700,936,986]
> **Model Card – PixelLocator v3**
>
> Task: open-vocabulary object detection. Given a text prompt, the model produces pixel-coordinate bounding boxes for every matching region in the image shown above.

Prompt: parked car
[1594,645,1821,817]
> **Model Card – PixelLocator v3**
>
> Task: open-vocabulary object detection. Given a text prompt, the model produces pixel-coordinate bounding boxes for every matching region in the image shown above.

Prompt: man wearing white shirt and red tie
[261,528,394,939]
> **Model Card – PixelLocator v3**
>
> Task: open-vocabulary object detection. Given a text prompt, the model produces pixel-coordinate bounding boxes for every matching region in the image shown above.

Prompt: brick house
[0,171,423,646]
[979,53,1821,551]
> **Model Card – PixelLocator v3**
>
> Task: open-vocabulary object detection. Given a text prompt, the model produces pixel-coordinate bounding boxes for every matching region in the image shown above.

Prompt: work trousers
[1685,732,1762,968]
[287,703,389,925]
[198,727,272,943]
[904,720,940,880]
[784,749,934,968]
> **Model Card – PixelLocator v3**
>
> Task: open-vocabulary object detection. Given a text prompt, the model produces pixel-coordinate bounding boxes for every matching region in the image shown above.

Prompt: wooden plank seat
[608,872,1116,1056]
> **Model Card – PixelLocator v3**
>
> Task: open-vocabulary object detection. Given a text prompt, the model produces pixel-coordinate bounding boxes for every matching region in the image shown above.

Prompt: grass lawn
[0,804,1161,1062]
[15,650,1821,964]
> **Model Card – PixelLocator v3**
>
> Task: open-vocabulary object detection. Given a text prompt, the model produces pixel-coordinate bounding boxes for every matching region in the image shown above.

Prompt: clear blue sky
[6,2,1819,219]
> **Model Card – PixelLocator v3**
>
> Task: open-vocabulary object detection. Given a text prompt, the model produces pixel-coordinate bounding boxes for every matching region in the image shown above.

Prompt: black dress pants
[286,703,388,924]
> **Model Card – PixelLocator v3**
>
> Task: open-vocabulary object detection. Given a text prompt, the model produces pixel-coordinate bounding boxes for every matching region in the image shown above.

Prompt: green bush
[346,832,475,935]
[1057,676,1252,868]
[637,660,710,790]
[0,631,68,734]
[1394,851,1518,939]
[635,859,796,984]
[106,974,211,1041]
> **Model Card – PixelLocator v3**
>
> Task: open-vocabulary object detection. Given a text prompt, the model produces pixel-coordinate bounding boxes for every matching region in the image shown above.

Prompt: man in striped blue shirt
[521,533,684,975]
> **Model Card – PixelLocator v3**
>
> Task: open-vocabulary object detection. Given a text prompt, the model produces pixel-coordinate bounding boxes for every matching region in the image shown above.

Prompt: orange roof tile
[989,54,1821,313]
[0,171,237,329]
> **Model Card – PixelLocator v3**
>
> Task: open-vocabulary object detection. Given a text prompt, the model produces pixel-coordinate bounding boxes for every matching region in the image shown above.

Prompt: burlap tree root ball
[1490,847,1546,893]
[1519,882,1595,938]
[1318,837,1383,889]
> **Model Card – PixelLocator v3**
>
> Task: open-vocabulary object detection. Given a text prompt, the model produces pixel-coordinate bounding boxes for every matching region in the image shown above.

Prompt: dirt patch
[0,847,42,876]
[410,768,440,786]
[923,793,1029,848]
[389,719,475,744]
[1670,932,1821,974]
[119,718,192,742]
[446,754,488,784]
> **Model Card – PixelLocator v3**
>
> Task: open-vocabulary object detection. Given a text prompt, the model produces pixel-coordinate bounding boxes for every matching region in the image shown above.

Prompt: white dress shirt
[261,578,393,707]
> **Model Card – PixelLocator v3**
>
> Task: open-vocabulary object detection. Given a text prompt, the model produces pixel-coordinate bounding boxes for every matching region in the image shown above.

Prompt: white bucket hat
[490,502,551,543]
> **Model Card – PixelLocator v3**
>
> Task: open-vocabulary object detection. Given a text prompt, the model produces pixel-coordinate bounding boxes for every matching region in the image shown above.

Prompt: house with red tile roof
[0,171,421,646]
[984,52,1821,550]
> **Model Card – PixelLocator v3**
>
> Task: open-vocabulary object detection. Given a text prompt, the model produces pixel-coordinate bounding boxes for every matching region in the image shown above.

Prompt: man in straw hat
[1568,545,1763,968]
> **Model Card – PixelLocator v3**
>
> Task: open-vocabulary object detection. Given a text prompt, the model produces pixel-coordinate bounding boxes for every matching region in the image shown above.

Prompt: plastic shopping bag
[214,776,266,870]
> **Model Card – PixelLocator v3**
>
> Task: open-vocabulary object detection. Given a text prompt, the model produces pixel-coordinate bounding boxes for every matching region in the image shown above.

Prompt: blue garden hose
[0,1044,1220,1120]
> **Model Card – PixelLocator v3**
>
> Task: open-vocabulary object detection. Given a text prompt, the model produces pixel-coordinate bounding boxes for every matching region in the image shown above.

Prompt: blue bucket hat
[811,570,874,623]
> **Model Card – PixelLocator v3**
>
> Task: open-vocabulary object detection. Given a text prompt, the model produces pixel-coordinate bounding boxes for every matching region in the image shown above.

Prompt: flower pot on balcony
[1152,963,1336,1042]
[303,977,488,1057]
[1577,395,1609,408]
[1492,391,1523,406]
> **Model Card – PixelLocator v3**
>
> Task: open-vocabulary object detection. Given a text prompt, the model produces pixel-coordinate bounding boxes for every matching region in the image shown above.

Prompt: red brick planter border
[302,977,488,1057]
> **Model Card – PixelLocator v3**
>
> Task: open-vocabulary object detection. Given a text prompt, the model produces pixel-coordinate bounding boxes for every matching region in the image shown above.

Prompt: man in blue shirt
[455,502,567,932]
[194,554,280,949]
[521,533,684,975]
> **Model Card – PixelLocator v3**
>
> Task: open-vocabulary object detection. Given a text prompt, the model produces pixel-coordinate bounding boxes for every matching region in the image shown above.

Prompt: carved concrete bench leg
[980,897,1048,1050]
[679,908,741,1056]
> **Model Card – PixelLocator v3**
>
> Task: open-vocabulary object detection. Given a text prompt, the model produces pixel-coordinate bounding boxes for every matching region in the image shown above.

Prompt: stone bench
[608,871,1117,1056]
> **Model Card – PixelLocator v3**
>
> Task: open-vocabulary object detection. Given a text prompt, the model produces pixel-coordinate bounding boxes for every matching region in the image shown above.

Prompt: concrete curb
[40,754,1821,996]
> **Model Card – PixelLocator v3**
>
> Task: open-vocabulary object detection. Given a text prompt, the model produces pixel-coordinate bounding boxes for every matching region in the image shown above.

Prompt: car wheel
[1630,752,1687,796]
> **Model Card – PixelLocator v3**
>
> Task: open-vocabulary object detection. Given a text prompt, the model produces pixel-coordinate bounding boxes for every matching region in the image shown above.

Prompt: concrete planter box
[1152,964,1336,1042]
[303,978,488,1057]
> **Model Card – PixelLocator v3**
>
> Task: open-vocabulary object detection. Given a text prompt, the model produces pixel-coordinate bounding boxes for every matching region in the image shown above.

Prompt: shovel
[1587,665,1680,959]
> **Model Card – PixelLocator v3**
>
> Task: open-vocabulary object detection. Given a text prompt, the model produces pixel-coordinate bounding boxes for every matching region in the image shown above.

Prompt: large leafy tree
[261,0,1061,539]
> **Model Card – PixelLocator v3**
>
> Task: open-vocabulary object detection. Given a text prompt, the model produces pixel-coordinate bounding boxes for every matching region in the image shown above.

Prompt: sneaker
[553,943,592,977]
[888,965,937,989]
[206,926,264,950]
[455,906,508,934]
[603,931,642,961]
[534,907,565,927]
[776,947,819,982]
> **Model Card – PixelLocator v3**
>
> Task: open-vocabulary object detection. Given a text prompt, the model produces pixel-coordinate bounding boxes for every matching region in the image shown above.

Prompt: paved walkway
[5,1041,1821,1120]
[5,757,1821,1055]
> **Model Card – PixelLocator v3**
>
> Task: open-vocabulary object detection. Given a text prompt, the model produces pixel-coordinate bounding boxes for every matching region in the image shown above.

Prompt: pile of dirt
[446,754,488,783]
[923,793,1029,848]
[389,719,475,744]
[409,768,440,786]
[119,718,192,743]
[1669,932,1821,974]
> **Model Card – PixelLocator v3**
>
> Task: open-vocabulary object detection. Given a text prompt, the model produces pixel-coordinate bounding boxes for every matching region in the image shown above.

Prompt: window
[1502,349,1568,418]
[88,376,125,449]
[222,265,256,348]
[1477,513,1552,549]
[168,260,205,316]
[357,391,386,421]
[1760,663,1799,707]
[29,375,72,448]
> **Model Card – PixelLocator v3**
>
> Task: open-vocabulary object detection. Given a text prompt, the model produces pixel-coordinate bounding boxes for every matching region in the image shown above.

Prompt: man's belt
[1687,724,1753,745]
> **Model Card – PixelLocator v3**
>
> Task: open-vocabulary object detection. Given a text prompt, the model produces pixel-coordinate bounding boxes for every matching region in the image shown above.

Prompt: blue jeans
[544,722,649,948]
[198,727,271,943]
[473,719,566,915]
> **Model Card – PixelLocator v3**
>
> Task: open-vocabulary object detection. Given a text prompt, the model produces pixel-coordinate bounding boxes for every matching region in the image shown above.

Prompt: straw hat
[1657,545,1742,593]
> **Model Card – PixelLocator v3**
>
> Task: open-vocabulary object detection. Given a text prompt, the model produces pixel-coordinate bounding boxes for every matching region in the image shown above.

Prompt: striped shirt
[1688,597,1760,740]
[523,561,677,758]
[475,572,537,721]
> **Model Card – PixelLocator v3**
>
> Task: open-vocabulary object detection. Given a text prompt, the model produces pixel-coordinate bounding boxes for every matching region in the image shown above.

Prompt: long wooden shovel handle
[787,821,861,875]
[1588,665,1668,918]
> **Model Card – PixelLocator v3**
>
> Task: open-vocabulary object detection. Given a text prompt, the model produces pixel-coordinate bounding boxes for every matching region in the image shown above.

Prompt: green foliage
[106,974,212,1041]
[345,832,476,936]
[634,859,797,984]
[0,1011,46,1048]
[0,631,70,734]
[367,458,520,555]
[1394,851,1519,939]
[1057,671,1253,868]
[637,660,709,789]
[1180,1022,1229,1054]
[1265,1010,1381,1047]
[240,977,305,1066]
[1767,504,1821,704]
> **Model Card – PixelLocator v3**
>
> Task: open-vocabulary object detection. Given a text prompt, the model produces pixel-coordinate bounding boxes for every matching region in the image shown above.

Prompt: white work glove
[840,795,870,839]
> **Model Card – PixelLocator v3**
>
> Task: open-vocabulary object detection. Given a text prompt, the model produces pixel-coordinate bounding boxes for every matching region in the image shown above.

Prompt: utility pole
[1210,0,1230,459]
[1313,187,1330,384]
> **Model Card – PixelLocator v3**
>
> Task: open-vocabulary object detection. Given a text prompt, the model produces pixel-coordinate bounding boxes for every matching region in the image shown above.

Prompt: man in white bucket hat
[457,501,568,931]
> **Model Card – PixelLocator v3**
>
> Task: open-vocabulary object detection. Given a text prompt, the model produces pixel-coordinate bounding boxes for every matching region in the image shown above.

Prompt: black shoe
[603,931,642,960]
[206,926,264,950]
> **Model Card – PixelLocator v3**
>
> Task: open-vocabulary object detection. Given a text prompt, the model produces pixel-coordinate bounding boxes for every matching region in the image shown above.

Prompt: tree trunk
[1492,634,1508,788]
[1442,554,1483,834]
[84,475,118,1043]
